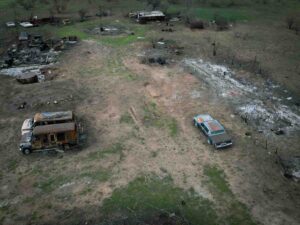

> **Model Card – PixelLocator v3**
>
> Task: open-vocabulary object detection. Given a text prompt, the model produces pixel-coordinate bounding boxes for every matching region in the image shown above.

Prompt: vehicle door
[48,133,57,147]
[31,135,42,150]
[201,124,210,136]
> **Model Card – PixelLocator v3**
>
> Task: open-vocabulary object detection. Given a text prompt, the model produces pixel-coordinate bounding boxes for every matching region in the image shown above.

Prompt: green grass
[143,101,179,137]
[101,175,219,225]
[34,175,72,193]
[204,166,231,194]
[194,7,252,21]
[99,26,147,47]
[77,67,102,77]
[7,160,18,171]
[102,54,137,80]
[204,165,257,225]
[166,118,179,137]
[79,170,110,182]
[87,142,124,161]
[52,19,147,47]
[22,196,35,204]
[80,187,93,195]
[0,0,13,8]
[120,112,134,124]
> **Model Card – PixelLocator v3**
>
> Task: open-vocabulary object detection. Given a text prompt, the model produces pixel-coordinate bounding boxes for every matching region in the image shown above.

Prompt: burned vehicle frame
[20,122,79,155]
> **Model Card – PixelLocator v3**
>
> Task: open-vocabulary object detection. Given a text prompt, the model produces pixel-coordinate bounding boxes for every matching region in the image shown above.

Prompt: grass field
[0,0,300,225]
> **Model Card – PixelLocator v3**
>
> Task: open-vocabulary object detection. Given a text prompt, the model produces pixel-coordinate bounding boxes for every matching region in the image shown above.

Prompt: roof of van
[34,111,73,123]
[33,122,75,135]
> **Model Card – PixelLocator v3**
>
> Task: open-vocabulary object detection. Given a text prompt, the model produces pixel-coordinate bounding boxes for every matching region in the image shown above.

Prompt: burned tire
[22,148,31,155]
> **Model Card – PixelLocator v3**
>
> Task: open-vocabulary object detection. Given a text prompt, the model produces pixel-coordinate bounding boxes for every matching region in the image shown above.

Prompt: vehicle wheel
[22,148,31,155]
[207,139,212,145]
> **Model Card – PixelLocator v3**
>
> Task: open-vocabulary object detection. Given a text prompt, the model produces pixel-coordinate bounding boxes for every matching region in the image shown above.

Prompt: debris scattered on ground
[278,156,300,181]
[19,32,29,41]
[0,65,60,83]
[87,25,133,36]
[16,72,38,84]
[141,52,168,65]
[1,34,77,68]
[6,21,16,27]
[19,21,34,28]
[274,129,285,135]
[0,65,46,77]
[152,38,183,55]
[161,28,175,32]
[183,59,300,134]
[18,102,27,110]
[140,39,183,66]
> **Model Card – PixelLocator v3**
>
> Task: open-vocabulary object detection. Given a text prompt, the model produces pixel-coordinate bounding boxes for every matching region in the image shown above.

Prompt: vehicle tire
[207,139,212,145]
[22,148,31,155]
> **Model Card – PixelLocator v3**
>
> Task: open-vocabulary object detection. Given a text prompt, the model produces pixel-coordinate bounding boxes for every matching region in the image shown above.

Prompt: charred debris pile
[0,33,78,84]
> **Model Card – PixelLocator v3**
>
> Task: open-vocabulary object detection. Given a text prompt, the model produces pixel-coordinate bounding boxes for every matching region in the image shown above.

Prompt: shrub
[214,13,229,31]
[286,15,295,30]
[189,20,205,29]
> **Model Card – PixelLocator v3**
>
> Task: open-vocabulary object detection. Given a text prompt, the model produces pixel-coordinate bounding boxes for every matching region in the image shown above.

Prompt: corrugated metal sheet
[34,111,73,123]
[33,122,75,135]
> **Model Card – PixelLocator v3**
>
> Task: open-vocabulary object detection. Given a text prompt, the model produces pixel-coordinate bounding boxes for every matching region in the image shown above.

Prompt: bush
[214,14,229,31]
[286,15,295,30]
[189,20,205,29]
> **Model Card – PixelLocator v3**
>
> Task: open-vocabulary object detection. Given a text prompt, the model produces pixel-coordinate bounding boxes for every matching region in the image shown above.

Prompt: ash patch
[87,25,134,36]
[183,59,300,134]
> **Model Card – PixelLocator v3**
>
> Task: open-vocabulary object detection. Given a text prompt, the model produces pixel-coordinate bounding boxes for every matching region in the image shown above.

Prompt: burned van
[19,122,78,155]
[21,111,75,134]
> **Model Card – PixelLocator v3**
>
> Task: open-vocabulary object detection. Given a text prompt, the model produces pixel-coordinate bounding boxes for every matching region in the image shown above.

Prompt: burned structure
[129,11,165,23]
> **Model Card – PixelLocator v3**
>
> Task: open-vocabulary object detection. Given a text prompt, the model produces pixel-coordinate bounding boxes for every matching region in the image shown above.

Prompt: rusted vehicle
[193,114,232,149]
[19,122,78,155]
[21,111,75,134]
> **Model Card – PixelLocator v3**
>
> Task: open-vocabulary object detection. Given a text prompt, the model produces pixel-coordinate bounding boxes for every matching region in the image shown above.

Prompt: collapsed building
[0,33,77,83]
[129,11,165,23]
[0,34,77,68]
